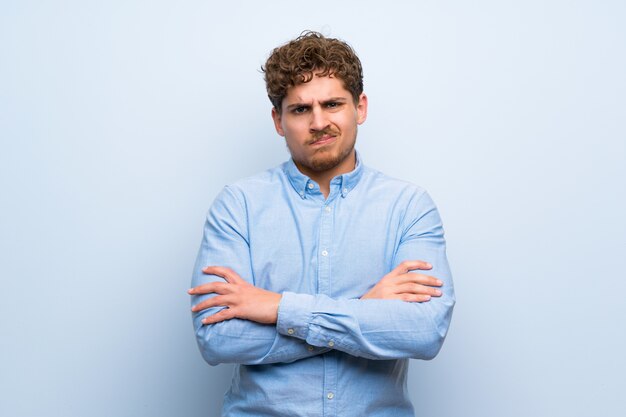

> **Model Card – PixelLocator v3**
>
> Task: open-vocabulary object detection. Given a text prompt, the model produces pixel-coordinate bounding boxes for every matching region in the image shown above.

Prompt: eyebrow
[286,97,349,112]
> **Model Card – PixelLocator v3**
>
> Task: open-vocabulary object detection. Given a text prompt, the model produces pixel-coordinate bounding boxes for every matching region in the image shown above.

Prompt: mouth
[311,134,337,146]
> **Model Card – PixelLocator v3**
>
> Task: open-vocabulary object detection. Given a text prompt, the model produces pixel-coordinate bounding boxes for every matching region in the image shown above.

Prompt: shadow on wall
[194,364,235,416]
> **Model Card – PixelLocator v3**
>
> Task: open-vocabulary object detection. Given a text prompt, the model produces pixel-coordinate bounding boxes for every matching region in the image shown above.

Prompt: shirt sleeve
[275,190,455,360]
[191,186,329,366]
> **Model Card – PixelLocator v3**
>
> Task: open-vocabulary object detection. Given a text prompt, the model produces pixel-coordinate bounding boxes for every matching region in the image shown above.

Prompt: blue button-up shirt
[191,152,455,417]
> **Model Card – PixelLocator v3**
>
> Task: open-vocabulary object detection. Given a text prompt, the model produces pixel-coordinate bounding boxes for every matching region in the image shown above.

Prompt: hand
[188,266,282,325]
[361,260,443,302]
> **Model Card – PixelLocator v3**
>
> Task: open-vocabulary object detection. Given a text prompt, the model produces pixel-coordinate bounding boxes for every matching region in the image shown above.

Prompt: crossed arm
[190,261,442,325]
[189,187,455,365]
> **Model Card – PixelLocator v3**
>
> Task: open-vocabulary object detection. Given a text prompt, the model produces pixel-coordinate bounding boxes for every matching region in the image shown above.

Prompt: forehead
[284,75,352,103]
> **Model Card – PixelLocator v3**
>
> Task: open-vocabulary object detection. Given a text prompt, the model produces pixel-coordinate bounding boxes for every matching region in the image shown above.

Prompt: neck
[295,150,356,198]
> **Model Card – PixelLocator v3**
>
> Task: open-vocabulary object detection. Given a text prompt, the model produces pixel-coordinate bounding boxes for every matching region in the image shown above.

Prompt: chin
[309,150,351,172]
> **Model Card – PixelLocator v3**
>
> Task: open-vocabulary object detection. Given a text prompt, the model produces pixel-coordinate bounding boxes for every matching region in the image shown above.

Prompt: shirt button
[328,340,335,347]
[307,183,314,189]
[321,250,329,257]
[307,345,314,351]
[287,328,295,335]
[343,188,348,194]
[324,206,331,213]
[327,392,334,400]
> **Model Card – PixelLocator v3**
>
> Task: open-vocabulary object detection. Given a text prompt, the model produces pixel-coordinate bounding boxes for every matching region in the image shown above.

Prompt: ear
[356,93,368,125]
[271,107,285,136]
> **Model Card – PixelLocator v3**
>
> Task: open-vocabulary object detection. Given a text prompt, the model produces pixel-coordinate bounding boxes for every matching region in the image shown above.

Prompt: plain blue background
[1,1,624,416]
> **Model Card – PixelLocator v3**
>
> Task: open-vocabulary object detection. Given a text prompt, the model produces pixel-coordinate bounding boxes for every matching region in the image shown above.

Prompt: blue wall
[1,1,624,416]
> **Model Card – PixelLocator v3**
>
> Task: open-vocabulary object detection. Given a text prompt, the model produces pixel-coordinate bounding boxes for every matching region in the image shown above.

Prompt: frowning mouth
[310,134,337,146]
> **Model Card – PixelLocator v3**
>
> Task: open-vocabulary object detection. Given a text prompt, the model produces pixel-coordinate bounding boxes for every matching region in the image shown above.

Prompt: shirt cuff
[277,292,314,340]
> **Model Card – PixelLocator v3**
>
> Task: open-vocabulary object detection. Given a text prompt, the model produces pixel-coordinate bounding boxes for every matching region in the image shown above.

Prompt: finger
[400,293,432,303]
[395,283,442,297]
[202,266,244,284]
[191,295,231,312]
[201,308,236,325]
[188,281,230,295]
[392,260,432,275]
[395,273,443,287]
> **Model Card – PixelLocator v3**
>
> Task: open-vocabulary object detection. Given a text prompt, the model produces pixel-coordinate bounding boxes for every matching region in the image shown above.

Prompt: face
[271,74,368,180]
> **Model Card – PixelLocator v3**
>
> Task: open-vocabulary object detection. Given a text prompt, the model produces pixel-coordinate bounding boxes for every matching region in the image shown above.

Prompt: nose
[309,106,330,132]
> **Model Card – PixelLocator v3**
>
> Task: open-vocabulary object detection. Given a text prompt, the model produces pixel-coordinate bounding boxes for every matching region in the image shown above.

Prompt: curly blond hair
[262,31,364,112]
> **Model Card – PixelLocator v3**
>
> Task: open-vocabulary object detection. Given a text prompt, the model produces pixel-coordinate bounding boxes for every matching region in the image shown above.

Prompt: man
[189,31,455,417]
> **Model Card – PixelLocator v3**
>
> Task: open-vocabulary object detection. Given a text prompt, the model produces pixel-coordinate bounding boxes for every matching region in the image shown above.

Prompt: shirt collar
[283,150,365,199]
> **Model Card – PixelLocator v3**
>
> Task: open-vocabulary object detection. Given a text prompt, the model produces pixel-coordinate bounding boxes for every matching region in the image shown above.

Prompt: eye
[325,101,342,110]
[292,106,308,114]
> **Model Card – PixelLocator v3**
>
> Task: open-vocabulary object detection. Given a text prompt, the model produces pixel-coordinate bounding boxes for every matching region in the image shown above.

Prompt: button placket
[317,199,333,296]
[323,351,338,415]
